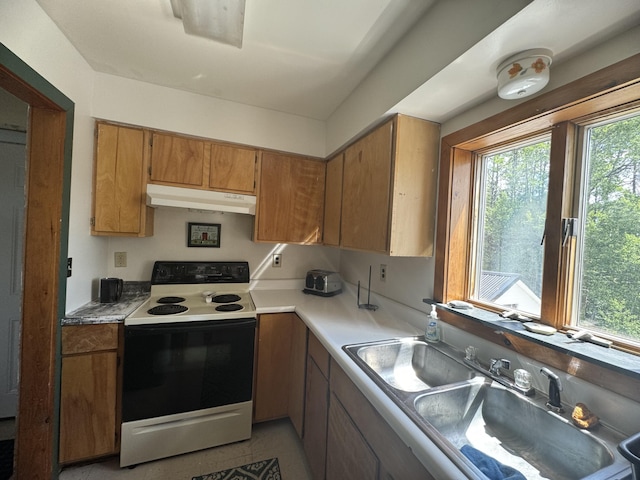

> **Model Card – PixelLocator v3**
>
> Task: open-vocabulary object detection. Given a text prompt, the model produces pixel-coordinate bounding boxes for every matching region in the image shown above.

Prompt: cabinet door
[330,360,434,480]
[150,132,206,186]
[256,152,325,244]
[326,393,378,480]
[93,123,152,236]
[388,115,440,257]
[341,121,393,253]
[253,313,293,422]
[59,351,118,463]
[288,315,307,437]
[303,357,329,480]
[209,143,256,194]
[323,152,343,246]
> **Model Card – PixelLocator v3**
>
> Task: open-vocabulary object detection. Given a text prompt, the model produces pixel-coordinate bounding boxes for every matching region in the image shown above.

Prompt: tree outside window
[473,138,550,317]
[576,112,640,341]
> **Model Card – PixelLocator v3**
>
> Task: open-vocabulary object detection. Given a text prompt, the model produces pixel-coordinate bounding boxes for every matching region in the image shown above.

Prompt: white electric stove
[120,261,257,467]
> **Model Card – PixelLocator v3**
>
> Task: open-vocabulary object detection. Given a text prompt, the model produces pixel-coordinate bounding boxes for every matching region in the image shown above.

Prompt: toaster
[304,270,342,297]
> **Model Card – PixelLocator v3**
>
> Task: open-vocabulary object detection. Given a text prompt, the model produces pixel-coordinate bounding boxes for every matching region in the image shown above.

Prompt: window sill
[424,299,640,382]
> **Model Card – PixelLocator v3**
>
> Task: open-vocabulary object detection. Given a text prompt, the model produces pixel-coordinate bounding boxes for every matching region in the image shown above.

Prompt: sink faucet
[540,367,564,413]
[489,358,510,376]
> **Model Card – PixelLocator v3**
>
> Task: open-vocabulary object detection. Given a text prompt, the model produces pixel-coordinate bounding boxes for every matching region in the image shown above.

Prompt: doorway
[0,44,74,479]
[0,126,26,419]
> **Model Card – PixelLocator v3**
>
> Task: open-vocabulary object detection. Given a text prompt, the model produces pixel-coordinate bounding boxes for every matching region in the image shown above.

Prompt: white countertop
[250,282,469,480]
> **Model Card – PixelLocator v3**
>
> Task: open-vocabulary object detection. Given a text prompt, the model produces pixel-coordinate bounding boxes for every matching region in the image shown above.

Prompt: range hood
[146,184,256,215]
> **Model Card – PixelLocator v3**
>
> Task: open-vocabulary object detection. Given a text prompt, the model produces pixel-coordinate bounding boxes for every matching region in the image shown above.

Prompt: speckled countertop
[62,281,149,325]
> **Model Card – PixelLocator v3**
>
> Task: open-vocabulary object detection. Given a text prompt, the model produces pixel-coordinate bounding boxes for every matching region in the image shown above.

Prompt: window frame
[435,53,640,352]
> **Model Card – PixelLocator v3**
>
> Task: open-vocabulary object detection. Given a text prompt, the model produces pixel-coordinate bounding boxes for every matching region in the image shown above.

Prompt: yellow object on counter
[572,402,599,429]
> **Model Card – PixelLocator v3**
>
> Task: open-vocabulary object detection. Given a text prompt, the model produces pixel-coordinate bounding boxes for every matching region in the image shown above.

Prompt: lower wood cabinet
[299,330,435,480]
[288,315,307,436]
[59,323,122,464]
[303,333,330,480]
[326,393,378,480]
[329,359,435,480]
[253,313,307,426]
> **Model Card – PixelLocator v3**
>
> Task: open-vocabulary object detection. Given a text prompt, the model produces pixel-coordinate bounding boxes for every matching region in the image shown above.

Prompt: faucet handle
[489,358,511,374]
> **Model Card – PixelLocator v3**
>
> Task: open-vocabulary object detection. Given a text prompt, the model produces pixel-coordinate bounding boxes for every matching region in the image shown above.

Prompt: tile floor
[59,419,312,480]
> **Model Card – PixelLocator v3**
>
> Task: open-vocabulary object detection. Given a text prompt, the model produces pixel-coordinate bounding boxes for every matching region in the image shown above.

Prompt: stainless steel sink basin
[343,337,630,479]
[415,381,617,480]
[343,337,475,393]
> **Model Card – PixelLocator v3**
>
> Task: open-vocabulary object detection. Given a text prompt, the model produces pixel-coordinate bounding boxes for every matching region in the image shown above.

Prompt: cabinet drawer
[308,332,330,378]
[62,324,119,355]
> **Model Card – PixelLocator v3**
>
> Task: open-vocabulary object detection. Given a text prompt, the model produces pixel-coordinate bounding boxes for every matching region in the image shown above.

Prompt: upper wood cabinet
[150,132,207,187]
[341,121,393,253]
[255,152,325,244]
[92,122,154,237]
[149,132,258,195]
[323,152,343,247]
[340,115,439,256]
[209,143,257,194]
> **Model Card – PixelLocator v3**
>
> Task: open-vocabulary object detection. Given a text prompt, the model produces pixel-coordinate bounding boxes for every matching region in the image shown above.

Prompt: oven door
[122,317,256,423]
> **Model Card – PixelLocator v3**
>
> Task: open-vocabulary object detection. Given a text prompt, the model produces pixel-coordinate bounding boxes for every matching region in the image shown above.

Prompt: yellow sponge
[572,403,599,429]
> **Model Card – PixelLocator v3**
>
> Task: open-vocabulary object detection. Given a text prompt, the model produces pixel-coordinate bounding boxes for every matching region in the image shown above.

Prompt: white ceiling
[35,0,640,123]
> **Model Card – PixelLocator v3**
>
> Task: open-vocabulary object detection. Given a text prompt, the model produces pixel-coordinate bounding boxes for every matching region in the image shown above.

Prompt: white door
[0,129,26,418]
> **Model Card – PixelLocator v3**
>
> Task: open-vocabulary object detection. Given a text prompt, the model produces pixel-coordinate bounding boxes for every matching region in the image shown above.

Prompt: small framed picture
[187,222,221,248]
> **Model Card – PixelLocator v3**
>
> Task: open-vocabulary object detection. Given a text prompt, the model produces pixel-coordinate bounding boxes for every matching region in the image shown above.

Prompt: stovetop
[125,261,256,326]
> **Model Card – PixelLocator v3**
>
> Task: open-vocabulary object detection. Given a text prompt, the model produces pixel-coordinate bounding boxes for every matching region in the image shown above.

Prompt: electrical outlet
[380,264,387,282]
[67,258,72,277]
[272,253,282,268]
[114,251,127,268]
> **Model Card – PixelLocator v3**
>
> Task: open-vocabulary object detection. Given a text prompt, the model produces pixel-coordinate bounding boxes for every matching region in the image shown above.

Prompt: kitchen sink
[343,337,630,479]
[415,381,618,480]
[343,337,476,393]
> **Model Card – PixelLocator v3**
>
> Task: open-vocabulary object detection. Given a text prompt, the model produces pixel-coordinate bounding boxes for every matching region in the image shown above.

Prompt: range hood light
[146,184,256,215]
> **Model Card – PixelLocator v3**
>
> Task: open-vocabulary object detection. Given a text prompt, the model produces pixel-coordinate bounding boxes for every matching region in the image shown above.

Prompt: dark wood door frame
[0,43,74,478]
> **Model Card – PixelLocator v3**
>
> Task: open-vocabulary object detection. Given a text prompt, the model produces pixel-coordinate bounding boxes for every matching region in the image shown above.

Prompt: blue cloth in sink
[461,445,526,480]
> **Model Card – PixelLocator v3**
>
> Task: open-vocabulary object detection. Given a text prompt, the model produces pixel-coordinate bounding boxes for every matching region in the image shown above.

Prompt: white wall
[0,0,106,311]
[92,73,326,158]
[325,0,531,154]
[441,25,640,137]
[104,207,340,299]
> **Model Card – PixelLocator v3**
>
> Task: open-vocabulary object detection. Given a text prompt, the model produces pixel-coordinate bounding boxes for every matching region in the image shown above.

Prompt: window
[472,137,550,317]
[435,55,640,352]
[574,111,640,342]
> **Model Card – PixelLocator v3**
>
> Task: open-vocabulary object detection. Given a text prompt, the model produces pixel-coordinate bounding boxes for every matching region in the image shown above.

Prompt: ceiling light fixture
[496,49,553,100]
[170,0,246,48]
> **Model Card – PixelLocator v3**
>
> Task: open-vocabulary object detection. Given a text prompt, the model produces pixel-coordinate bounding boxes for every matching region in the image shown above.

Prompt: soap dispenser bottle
[426,304,440,342]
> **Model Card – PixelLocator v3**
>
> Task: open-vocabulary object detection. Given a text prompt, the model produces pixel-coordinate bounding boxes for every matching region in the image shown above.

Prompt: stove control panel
[151,261,250,285]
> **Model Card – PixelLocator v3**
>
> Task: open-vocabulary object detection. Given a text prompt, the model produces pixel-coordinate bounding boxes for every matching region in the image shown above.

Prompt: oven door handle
[125,318,256,335]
